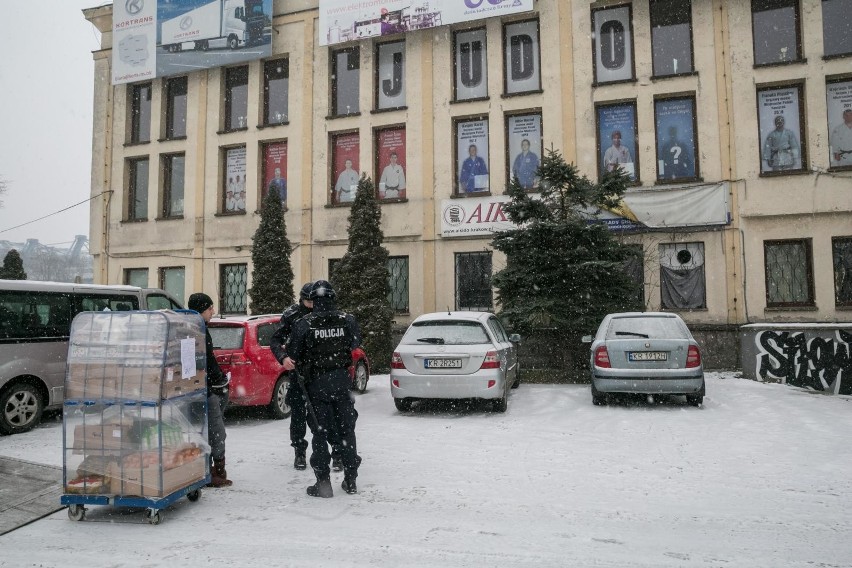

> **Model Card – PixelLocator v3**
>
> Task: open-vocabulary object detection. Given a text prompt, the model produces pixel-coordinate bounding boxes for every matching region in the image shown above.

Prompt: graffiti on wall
[756,329,852,395]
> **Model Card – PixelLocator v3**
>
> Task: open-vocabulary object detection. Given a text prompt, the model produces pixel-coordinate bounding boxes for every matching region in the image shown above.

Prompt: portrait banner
[757,86,804,174]
[262,141,288,206]
[225,146,247,213]
[597,103,638,182]
[507,114,542,190]
[655,97,698,182]
[376,128,407,201]
[826,80,852,170]
[457,119,490,194]
[332,132,360,204]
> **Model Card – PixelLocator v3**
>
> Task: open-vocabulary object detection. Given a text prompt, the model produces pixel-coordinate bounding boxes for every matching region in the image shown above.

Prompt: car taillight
[686,345,701,368]
[594,346,611,368]
[480,351,500,369]
[391,352,405,369]
[229,352,251,366]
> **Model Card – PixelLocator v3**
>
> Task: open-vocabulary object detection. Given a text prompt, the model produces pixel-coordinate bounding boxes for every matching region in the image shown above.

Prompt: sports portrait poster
[262,141,288,207]
[456,118,491,194]
[507,113,542,190]
[331,132,360,204]
[757,85,804,174]
[597,102,638,182]
[654,97,698,182]
[826,79,852,170]
[376,127,407,201]
[224,146,247,213]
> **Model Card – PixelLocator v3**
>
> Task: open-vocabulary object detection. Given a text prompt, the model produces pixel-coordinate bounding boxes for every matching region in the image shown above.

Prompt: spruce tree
[331,175,394,372]
[248,190,294,314]
[492,147,641,367]
[0,249,27,280]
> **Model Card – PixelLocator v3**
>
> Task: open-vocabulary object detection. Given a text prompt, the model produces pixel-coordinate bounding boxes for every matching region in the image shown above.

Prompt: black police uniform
[285,281,361,497]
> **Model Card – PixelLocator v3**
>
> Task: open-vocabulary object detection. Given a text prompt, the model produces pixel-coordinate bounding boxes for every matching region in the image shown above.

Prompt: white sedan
[390,311,521,412]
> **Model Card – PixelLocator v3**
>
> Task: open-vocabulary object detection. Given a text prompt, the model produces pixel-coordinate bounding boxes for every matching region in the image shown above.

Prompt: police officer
[283,280,361,498]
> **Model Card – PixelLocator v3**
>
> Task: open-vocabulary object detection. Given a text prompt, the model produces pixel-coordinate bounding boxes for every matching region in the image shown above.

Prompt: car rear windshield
[605,317,686,340]
[209,326,245,349]
[402,321,490,345]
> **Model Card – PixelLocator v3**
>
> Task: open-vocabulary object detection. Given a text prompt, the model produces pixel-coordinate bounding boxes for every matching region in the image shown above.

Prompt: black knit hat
[309,280,336,300]
[187,292,214,313]
[299,282,314,300]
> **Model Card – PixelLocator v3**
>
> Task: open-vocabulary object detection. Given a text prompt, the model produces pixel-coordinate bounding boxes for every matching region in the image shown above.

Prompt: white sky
[0,1,106,247]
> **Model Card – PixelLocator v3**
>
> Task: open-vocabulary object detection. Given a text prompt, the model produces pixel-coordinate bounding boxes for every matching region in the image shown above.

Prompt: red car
[208,314,370,418]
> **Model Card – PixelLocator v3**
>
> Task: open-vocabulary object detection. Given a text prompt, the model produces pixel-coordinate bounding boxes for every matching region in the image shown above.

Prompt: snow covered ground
[1,372,851,567]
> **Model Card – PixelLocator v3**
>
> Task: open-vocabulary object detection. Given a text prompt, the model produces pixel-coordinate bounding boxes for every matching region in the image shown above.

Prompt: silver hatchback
[390,312,521,412]
[584,312,705,406]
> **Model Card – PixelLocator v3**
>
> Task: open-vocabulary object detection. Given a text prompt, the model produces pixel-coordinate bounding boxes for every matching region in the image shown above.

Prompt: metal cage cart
[60,310,210,524]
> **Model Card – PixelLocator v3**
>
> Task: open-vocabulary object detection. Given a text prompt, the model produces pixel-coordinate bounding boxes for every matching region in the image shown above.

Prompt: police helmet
[299,282,314,300]
[309,279,336,300]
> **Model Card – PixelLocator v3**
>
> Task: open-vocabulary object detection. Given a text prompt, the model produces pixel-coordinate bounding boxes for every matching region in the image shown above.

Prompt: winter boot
[293,450,307,470]
[208,457,233,488]
[341,477,357,494]
[331,454,343,472]
[306,476,333,498]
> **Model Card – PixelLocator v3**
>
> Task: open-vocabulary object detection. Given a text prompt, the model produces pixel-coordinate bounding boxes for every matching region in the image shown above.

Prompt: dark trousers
[305,369,359,480]
[207,391,228,462]
[285,379,308,453]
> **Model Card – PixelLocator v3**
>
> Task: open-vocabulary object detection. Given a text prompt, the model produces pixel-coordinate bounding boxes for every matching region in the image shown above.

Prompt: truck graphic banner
[319,0,534,47]
[112,0,273,85]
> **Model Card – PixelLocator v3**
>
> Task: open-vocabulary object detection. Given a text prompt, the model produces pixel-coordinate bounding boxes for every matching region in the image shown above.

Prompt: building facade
[84,0,852,367]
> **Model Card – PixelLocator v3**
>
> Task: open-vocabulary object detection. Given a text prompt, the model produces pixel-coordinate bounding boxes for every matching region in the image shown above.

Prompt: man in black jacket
[188,292,233,488]
[283,280,362,498]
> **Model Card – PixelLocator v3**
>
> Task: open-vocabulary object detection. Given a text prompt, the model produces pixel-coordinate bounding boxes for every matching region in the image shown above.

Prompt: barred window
[832,237,852,306]
[387,256,409,313]
[455,252,493,311]
[764,239,814,307]
[220,264,248,314]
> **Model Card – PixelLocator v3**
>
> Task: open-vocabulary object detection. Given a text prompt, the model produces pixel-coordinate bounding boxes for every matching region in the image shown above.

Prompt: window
[124,268,148,288]
[756,84,806,175]
[376,41,405,110]
[751,0,802,66]
[506,112,543,191]
[596,101,639,183]
[223,146,247,213]
[764,239,814,307]
[375,126,406,201]
[129,82,152,143]
[264,59,289,125]
[0,291,74,339]
[225,66,249,130]
[592,5,635,84]
[159,266,186,306]
[455,251,493,311]
[503,20,541,95]
[826,79,852,170]
[127,158,149,221]
[78,294,139,312]
[650,0,694,77]
[659,243,706,310]
[331,131,360,205]
[453,28,488,101]
[331,47,360,117]
[220,264,248,314]
[162,153,185,218]
[146,293,181,310]
[165,76,187,139]
[832,237,852,306]
[455,117,490,195]
[261,141,288,206]
[823,0,852,58]
[654,95,699,182]
[387,256,409,313]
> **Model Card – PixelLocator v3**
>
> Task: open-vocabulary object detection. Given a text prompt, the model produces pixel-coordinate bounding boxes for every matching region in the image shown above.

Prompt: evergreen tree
[331,175,394,372]
[492,147,641,366]
[248,190,294,314]
[0,249,27,280]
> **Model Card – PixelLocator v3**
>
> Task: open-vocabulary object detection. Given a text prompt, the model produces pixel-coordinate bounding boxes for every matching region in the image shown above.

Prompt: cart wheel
[145,509,163,525]
[67,504,86,521]
[187,489,201,502]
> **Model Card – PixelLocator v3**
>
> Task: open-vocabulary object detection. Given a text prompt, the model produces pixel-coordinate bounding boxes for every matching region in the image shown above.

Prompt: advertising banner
[332,132,361,204]
[113,0,273,85]
[654,97,698,182]
[456,119,490,194]
[441,195,512,238]
[262,141,288,206]
[597,102,638,182]
[319,0,534,47]
[225,146,247,213]
[757,86,804,173]
[376,128,407,200]
[826,79,852,170]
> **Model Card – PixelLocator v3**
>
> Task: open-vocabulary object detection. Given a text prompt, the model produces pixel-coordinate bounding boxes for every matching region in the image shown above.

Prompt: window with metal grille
[225,66,249,130]
[388,256,409,313]
[165,76,187,139]
[129,82,151,143]
[124,268,148,288]
[764,239,814,307]
[264,59,289,125]
[127,158,149,221]
[159,266,186,306]
[455,252,493,311]
[832,237,852,306]
[220,264,248,314]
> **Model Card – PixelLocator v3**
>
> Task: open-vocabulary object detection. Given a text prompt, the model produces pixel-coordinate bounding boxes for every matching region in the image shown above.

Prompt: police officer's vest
[303,311,352,372]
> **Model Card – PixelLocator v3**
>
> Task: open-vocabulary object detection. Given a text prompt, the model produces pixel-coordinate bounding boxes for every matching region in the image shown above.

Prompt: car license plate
[628,351,668,362]
[424,359,462,369]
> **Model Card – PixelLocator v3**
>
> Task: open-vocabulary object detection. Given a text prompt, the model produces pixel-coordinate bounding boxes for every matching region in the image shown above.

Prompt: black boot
[331,453,343,472]
[341,477,357,494]
[307,476,333,498]
[293,450,307,470]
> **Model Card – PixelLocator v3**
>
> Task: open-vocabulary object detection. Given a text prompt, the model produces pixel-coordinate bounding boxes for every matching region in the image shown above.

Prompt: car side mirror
[581,335,593,343]
[509,333,521,343]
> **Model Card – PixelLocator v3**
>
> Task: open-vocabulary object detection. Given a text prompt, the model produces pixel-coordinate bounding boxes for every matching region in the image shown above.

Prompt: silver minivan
[0,280,183,434]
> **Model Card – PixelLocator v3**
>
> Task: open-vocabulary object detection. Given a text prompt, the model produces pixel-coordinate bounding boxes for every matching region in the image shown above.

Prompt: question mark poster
[654,97,697,182]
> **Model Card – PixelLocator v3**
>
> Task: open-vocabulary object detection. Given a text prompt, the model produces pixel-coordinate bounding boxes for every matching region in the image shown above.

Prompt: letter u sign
[465,0,504,8]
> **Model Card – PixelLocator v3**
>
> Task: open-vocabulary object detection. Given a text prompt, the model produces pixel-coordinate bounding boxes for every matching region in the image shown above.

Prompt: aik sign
[441,196,514,237]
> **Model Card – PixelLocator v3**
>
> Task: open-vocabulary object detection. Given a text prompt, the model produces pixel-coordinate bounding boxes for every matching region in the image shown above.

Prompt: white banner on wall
[319,0,534,46]
[112,0,158,85]
[441,195,513,238]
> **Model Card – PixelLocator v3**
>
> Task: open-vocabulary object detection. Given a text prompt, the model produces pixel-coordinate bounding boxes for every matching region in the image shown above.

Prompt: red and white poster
[262,141,288,206]
[332,133,360,204]
[376,128,407,200]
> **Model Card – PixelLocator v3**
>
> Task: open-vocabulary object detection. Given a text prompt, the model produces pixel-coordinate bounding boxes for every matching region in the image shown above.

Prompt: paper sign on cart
[180,338,196,379]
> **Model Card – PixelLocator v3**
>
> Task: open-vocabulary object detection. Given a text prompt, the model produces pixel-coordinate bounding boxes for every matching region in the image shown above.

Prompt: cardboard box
[109,456,206,498]
[72,422,138,453]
